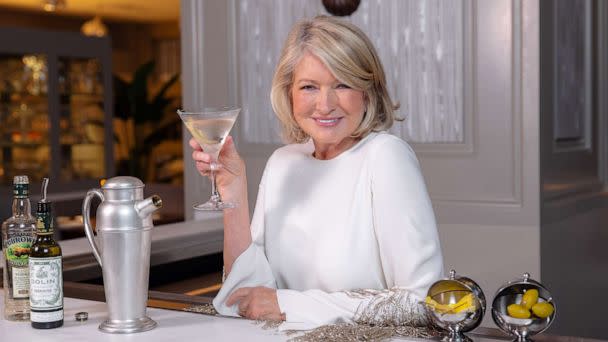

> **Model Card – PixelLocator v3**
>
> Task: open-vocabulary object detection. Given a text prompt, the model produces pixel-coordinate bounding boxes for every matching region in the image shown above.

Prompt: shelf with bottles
[0,54,48,98]
[0,53,51,186]
[1,96,54,159]
[1,93,48,106]
[0,26,114,223]
[58,57,104,97]
[0,58,110,186]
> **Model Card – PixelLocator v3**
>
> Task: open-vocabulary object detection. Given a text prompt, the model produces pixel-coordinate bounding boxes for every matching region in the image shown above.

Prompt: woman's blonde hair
[270,15,399,144]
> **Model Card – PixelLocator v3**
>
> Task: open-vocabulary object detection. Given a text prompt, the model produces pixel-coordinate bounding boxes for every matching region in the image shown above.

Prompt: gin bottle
[30,178,63,329]
[2,175,36,321]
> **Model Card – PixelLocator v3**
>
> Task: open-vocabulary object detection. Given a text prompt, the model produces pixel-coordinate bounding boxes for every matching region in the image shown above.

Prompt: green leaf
[113,75,131,119]
[152,73,179,107]
[111,60,182,180]
[143,116,182,146]
[129,61,155,123]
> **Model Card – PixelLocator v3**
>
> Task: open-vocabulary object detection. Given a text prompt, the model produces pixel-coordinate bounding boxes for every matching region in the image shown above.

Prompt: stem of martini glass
[209,161,221,205]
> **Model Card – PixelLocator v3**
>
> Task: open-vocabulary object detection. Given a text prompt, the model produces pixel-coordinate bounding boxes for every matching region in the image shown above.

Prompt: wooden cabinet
[0,27,113,219]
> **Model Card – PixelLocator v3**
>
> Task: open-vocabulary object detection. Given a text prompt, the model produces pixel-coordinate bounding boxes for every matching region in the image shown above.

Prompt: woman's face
[291,52,366,156]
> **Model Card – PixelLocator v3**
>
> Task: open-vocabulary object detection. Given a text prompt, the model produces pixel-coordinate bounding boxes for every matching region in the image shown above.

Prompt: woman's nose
[315,88,337,115]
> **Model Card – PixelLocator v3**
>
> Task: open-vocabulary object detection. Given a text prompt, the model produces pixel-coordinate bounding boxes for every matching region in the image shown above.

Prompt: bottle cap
[75,312,88,322]
[13,175,30,198]
[13,175,29,184]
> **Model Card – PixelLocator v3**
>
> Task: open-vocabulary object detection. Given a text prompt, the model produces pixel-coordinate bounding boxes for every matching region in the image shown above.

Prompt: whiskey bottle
[29,178,63,329]
[2,175,36,321]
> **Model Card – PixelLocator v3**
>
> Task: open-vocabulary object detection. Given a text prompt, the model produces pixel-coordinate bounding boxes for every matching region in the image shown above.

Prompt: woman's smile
[313,117,342,127]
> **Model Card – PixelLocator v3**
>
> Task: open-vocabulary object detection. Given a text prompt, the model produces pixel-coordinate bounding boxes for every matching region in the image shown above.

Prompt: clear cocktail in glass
[177,107,240,210]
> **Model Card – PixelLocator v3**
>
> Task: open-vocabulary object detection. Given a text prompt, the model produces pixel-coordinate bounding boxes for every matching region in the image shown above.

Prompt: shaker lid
[102,176,144,190]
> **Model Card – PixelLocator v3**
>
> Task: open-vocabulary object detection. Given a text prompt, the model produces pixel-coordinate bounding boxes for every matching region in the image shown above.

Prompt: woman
[190,15,444,330]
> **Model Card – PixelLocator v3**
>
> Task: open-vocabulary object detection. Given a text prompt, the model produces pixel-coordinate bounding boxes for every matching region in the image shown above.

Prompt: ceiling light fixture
[81,16,108,37]
[42,0,66,12]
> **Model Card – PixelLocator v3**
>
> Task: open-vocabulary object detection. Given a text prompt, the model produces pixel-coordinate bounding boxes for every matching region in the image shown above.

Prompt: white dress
[213,132,444,330]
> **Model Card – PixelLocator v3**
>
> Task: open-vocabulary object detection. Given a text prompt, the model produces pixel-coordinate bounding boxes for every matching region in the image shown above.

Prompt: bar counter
[2,283,605,342]
[2,214,605,341]
[0,288,508,342]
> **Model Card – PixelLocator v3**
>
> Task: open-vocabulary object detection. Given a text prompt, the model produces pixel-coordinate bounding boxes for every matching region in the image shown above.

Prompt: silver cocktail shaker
[82,176,162,333]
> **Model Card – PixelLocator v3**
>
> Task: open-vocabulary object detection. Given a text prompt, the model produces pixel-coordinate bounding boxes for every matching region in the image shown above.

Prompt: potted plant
[113,60,180,181]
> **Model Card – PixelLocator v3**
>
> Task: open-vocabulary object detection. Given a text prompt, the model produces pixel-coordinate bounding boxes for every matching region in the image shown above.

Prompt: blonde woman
[190,15,443,330]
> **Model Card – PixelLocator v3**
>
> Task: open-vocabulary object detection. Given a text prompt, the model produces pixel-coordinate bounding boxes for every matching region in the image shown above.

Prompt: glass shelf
[2,93,48,104]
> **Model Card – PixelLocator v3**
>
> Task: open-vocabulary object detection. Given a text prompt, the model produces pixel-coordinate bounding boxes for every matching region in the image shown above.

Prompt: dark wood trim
[64,281,213,305]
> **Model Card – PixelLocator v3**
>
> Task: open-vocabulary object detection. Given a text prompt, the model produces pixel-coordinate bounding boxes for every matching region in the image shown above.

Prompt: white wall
[438,223,540,323]
[424,0,541,327]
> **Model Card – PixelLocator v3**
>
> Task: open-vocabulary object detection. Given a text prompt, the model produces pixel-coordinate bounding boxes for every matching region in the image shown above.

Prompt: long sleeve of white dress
[212,165,277,316]
[212,132,444,331]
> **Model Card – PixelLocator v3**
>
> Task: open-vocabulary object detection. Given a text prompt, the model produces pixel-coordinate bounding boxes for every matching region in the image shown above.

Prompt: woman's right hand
[190,136,246,197]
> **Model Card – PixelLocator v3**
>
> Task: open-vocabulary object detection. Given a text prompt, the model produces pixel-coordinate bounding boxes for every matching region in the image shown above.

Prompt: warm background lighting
[0,0,178,22]
[42,0,65,12]
[81,15,108,37]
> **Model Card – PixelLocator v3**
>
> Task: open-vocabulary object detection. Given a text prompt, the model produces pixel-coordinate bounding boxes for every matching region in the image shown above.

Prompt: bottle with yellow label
[29,178,63,329]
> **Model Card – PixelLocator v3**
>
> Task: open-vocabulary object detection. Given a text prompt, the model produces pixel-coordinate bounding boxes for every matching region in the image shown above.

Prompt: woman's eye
[300,85,316,90]
[336,83,351,89]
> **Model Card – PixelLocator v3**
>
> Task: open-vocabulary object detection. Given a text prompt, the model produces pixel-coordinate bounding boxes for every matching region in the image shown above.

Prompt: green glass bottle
[29,178,63,329]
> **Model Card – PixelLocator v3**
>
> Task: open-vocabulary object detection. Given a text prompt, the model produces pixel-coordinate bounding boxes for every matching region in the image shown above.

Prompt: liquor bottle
[29,178,63,329]
[2,175,36,321]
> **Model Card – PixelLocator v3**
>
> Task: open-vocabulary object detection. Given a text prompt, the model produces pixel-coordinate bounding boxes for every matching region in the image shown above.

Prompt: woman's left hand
[226,287,285,321]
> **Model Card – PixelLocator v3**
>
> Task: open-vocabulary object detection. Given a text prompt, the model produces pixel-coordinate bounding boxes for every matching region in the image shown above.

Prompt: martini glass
[178,107,240,210]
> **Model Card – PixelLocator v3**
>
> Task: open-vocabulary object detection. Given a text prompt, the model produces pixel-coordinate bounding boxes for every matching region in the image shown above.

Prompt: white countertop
[0,294,288,342]
[0,292,533,342]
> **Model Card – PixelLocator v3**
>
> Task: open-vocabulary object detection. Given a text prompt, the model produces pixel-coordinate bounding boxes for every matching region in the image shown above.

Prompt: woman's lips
[313,117,342,127]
